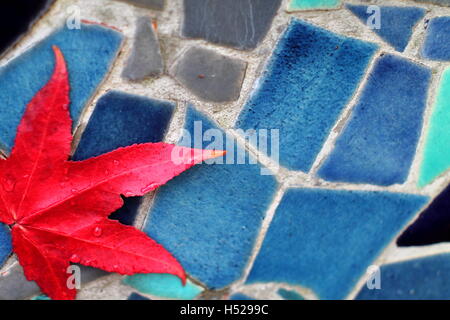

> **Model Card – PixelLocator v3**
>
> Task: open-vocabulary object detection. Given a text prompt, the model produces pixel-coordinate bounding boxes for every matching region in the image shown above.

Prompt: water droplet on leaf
[93,227,102,237]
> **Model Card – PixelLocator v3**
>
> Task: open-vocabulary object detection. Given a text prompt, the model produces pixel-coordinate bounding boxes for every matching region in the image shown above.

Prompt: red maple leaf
[0,46,224,300]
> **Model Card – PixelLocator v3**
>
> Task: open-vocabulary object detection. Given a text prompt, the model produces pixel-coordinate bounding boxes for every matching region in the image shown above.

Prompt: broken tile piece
[246,188,427,300]
[171,46,247,102]
[356,254,450,299]
[346,5,425,52]
[0,23,123,152]
[318,54,431,186]
[287,0,340,11]
[0,1,54,57]
[124,274,203,299]
[73,91,174,225]
[0,225,11,267]
[114,0,164,10]
[122,17,163,81]
[145,106,277,289]
[236,19,377,172]
[182,0,281,50]
[398,184,450,246]
[128,292,150,300]
[418,68,450,187]
[277,288,305,300]
[230,293,255,300]
[422,17,450,61]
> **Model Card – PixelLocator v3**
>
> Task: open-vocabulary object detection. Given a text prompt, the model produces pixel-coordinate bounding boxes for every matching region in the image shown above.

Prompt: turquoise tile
[246,188,427,299]
[356,254,450,299]
[287,0,340,11]
[318,54,431,186]
[346,5,425,52]
[145,106,278,288]
[0,23,123,151]
[124,274,202,300]
[236,19,377,172]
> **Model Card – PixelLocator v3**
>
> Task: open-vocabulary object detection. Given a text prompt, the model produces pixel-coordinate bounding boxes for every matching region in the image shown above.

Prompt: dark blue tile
[144,106,278,289]
[182,0,281,50]
[346,5,425,52]
[277,288,304,300]
[0,23,123,152]
[246,188,427,299]
[318,54,431,186]
[422,17,450,61]
[236,19,378,172]
[0,1,54,57]
[128,292,151,300]
[229,293,254,300]
[398,184,450,246]
[356,254,450,300]
[73,91,174,225]
[0,225,11,267]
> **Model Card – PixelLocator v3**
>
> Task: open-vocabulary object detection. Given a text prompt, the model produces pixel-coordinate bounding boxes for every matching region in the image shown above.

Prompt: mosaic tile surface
[236,19,377,172]
[0,23,122,151]
[346,5,425,52]
[122,17,163,81]
[356,254,450,299]
[398,183,450,246]
[145,106,277,288]
[124,274,203,299]
[318,54,431,186]
[422,17,450,61]
[1,0,450,301]
[73,91,174,225]
[181,0,282,50]
[171,46,247,102]
[246,188,427,299]
[287,0,341,11]
[418,67,450,187]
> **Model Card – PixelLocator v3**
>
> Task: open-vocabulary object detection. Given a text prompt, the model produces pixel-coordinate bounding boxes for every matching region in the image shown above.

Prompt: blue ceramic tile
[182,0,282,50]
[230,293,254,300]
[73,91,174,225]
[0,23,123,152]
[277,288,304,300]
[0,225,11,267]
[127,292,150,300]
[346,5,425,52]
[356,254,450,300]
[235,19,377,172]
[398,184,450,246]
[422,17,450,61]
[246,188,427,300]
[124,274,203,299]
[144,106,278,289]
[318,54,431,186]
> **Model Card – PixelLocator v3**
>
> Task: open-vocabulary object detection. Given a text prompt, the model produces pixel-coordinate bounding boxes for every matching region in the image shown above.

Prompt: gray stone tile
[122,17,164,81]
[0,262,107,300]
[115,0,165,10]
[182,0,282,50]
[171,46,247,102]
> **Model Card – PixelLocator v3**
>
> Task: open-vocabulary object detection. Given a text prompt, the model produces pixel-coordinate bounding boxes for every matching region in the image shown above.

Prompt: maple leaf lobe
[0,46,223,300]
